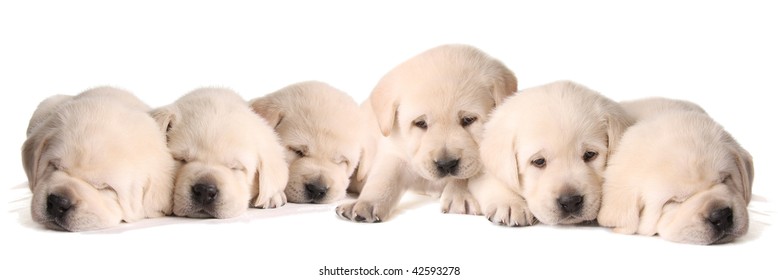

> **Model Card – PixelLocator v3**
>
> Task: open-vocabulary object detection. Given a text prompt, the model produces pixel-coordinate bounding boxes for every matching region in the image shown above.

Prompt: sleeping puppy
[598,98,753,244]
[22,87,175,231]
[152,88,288,218]
[469,81,632,226]
[337,44,517,222]
[249,81,362,204]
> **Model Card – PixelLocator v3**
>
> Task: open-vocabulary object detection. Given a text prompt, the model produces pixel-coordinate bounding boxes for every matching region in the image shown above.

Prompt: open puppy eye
[413,119,428,129]
[460,116,477,127]
[583,151,598,162]
[288,146,306,157]
[531,158,546,168]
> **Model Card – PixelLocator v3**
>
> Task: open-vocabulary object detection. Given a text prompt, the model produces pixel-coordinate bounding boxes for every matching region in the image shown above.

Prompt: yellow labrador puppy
[598,98,753,244]
[152,88,288,218]
[23,87,175,231]
[250,81,363,204]
[337,44,517,222]
[470,81,632,226]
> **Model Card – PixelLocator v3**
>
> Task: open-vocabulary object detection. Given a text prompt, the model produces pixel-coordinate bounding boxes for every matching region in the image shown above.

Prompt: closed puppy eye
[460,116,477,127]
[229,163,246,171]
[531,158,546,168]
[288,146,306,157]
[582,151,598,162]
[173,156,188,164]
[48,160,61,170]
[413,119,428,130]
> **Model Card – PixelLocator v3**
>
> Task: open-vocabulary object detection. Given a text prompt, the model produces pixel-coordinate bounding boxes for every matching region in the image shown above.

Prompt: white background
[1,0,776,279]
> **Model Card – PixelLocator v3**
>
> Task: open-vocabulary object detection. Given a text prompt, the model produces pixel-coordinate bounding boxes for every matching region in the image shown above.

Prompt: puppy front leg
[441,179,481,215]
[469,173,535,226]
[597,185,641,235]
[336,155,406,223]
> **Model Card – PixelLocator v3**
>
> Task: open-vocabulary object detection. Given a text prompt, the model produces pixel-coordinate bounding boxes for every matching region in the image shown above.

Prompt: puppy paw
[612,227,637,235]
[336,200,387,223]
[484,202,535,227]
[254,191,287,209]
[440,184,481,215]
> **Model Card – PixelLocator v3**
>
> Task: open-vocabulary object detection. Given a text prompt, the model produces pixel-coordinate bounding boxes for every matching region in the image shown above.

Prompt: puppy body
[598,98,753,244]
[23,87,175,231]
[620,97,706,121]
[470,81,631,226]
[337,44,517,222]
[250,81,363,204]
[153,88,288,219]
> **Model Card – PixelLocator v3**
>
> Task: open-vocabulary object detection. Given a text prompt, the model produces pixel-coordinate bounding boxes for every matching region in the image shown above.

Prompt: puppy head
[480,81,632,225]
[250,81,362,203]
[25,147,124,231]
[24,88,173,231]
[601,111,752,244]
[370,44,516,181]
[620,97,707,122]
[154,88,287,218]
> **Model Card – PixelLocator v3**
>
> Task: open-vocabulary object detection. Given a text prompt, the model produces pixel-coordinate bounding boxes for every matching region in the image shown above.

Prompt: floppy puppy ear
[731,146,754,203]
[22,130,54,190]
[597,184,642,234]
[141,168,175,217]
[249,97,284,128]
[370,73,400,137]
[149,105,178,136]
[489,64,518,105]
[351,147,372,191]
[604,104,634,160]
[252,134,289,207]
[26,95,72,136]
[479,109,520,189]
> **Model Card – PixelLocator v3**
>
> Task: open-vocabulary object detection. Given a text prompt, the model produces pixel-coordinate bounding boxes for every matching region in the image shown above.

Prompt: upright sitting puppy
[23,87,175,231]
[152,88,288,218]
[250,81,363,204]
[598,98,753,244]
[337,44,517,222]
[470,81,632,226]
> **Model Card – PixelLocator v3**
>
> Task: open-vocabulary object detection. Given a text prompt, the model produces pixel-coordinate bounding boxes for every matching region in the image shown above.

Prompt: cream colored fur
[469,81,632,226]
[598,97,753,244]
[337,44,517,222]
[152,88,288,219]
[250,81,363,204]
[22,87,175,231]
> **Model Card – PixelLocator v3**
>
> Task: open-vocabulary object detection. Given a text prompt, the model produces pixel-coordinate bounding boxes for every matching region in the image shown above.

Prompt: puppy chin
[413,158,482,181]
[529,201,599,225]
[534,212,591,225]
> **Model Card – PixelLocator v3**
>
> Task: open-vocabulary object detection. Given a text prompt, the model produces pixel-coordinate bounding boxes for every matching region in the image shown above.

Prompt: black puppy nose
[557,195,584,214]
[709,207,734,232]
[305,183,328,200]
[191,184,218,205]
[46,194,72,219]
[435,158,460,175]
